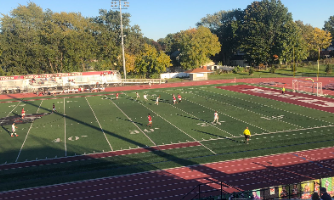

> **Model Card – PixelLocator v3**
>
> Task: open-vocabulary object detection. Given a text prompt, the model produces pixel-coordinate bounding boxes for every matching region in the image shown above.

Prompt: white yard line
[64,98,67,156]
[86,97,113,151]
[192,91,303,129]
[0,101,21,125]
[162,91,234,137]
[15,100,43,162]
[108,97,157,147]
[183,95,269,132]
[199,88,333,125]
[135,97,216,155]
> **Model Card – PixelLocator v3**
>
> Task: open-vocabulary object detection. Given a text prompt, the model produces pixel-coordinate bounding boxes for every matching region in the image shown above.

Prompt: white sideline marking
[86,97,113,151]
[15,100,43,162]
[136,98,216,155]
[108,97,157,147]
[0,101,21,125]
[64,98,67,156]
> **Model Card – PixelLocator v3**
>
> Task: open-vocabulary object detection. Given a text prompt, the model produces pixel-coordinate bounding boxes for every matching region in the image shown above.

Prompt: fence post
[221,181,223,200]
[199,184,201,200]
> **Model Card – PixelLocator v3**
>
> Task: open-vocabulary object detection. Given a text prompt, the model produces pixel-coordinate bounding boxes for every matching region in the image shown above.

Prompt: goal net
[292,79,323,96]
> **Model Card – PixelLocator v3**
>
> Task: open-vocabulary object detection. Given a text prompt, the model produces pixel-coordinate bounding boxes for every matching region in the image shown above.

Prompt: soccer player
[147,113,152,127]
[172,94,176,104]
[21,108,25,119]
[136,92,140,100]
[52,103,57,113]
[116,93,119,100]
[155,95,160,105]
[243,127,251,144]
[143,94,148,101]
[213,111,219,124]
[11,123,18,137]
[177,94,182,103]
[282,86,285,94]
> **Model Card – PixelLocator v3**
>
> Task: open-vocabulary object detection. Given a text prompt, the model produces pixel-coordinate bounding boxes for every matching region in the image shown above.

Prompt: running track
[1,77,334,199]
[1,147,334,200]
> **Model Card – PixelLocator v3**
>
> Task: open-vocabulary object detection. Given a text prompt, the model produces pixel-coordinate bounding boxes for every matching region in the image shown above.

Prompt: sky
[0,0,333,41]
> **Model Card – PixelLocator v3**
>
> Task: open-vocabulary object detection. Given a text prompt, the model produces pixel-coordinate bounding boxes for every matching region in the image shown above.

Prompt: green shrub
[249,67,254,75]
[270,67,276,73]
[325,64,332,74]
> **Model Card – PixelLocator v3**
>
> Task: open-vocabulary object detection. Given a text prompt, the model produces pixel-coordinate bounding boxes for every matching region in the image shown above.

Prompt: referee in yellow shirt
[282,86,285,94]
[243,127,251,144]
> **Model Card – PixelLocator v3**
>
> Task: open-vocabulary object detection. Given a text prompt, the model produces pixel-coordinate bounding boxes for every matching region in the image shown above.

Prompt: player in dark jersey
[52,103,57,113]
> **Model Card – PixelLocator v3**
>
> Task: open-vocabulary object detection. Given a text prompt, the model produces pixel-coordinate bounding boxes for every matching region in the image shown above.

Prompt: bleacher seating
[0,70,121,94]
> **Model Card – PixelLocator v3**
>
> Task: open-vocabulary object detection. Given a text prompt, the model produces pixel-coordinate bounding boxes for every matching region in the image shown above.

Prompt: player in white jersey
[213,111,220,124]
[136,92,140,100]
[155,95,160,105]
[11,123,18,137]
[143,94,148,101]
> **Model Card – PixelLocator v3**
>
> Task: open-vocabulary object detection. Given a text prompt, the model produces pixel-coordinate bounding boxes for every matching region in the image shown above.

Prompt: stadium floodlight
[112,0,129,81]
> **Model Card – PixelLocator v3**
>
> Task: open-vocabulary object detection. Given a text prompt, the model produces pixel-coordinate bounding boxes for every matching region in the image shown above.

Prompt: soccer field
[1,83,334,191]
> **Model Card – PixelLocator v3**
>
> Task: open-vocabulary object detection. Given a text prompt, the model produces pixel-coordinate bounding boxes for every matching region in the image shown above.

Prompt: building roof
[184,68,213,74]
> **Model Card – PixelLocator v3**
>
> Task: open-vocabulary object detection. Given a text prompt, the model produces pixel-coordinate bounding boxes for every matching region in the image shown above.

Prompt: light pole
[293,45,295,78]
[112,0,129,81]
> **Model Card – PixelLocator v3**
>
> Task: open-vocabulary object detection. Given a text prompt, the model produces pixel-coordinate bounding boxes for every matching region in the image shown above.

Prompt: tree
[324,16,334,43]
[240,0,294,67]
[177,26,221,69]
[296,21,332,60]
[125,53,136,73]
[280,21,308,64]
[197,9,243,64]
[0,2,45,74]
[309,28,332,53]
[134,44,171,77]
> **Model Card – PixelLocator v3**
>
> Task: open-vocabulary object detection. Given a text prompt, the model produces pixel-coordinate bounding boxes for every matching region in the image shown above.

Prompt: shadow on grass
[0,93,240,197]
[2,93,334,199]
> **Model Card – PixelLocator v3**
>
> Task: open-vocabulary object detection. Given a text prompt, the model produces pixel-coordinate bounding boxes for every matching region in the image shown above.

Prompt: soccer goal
[292,79,323,96]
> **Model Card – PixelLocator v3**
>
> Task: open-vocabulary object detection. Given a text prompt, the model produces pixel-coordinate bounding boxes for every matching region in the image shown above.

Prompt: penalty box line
[133,96,216,155]
[85,97,113,152]
[15,100,43,163]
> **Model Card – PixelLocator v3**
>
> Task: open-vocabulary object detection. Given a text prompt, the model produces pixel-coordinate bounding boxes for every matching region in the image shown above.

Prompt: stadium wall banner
[299,179,321,199]
[252,190,261,200]
[250,176,334,199]
[0,70,118,80]
[322,177,334,195]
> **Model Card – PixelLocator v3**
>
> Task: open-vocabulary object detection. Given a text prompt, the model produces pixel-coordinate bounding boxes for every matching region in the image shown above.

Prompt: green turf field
[1,83,334,191]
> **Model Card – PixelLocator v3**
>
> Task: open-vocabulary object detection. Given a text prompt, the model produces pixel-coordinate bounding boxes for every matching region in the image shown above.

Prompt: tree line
[0,0,334,76]
[0,2,173,77]
[159,0,333,69]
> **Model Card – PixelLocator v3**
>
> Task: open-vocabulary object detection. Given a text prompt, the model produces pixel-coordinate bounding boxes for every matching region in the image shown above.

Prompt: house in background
[185,68,213,81]
[230,51,249,67]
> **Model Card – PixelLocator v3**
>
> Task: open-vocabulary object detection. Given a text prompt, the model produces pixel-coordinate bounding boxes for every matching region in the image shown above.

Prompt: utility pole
[112,0,129,81]
[317,47,320,81]
[293,46,295,78]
